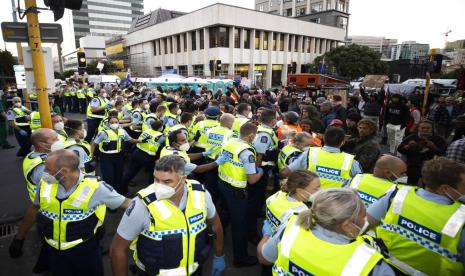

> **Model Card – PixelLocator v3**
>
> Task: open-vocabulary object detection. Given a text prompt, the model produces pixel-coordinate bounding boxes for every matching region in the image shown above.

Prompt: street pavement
[0,113,261,275]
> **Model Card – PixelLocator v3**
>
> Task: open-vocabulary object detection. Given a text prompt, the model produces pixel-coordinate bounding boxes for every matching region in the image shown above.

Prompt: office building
[397,41,429,60]
[347,36,398,60]
[125,3,346,88]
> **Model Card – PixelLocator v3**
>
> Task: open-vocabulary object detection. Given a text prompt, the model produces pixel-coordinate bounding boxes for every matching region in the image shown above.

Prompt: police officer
[258,188,398,275]
[110,156,225,276]
[51,113,67,142]
[29,110,42,132]
[69,84,79,113]
[10,149,131,276]
[29,91,38,110]
[192,107,220,154]
[121,120,165,194]
[277,132,313,171]
[63,83,72,113]
[166,102,181,128]
[218,122,263,267]
[281,127,362,188]
[349,155,406,208]
[86,88,111,142]
[368,157,465,275]
[129,99,146,138]
[7,97,31,157]
[91,116,139,193]
[161,129,222,176]
[165,112,194,144]
[232,103,252,137]
[76,84,87,114]
[86,84,96,100]
[23,129,60,203]
[63,119,94,174]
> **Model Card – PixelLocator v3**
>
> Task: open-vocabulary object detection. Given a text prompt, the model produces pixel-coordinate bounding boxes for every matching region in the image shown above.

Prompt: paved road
[0,113,261,275]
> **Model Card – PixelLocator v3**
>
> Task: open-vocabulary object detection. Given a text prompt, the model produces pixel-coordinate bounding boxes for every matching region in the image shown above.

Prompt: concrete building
[125,3,346,88]
[62,36,106,71]
[347,36,398,60]
[397,41,429,60]
[446,39,465,50]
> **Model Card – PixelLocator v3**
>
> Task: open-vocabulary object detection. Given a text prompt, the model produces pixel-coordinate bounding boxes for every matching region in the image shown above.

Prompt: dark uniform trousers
[246,165,272,238]
[100,152,124,193]
[47,237,103,276]
[14,125,31,157]
[79,99,87,114]
[85,118,102,142]
[72,96,79,113]
[64,96,72,112]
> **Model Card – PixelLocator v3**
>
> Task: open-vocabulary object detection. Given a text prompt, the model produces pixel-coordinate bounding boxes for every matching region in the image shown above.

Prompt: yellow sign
[106,43,124,56]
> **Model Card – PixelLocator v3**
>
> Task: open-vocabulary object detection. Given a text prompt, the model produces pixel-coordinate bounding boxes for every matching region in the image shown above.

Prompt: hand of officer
[9,237,24,258]
[19,129,28,137]
[211,255,226,276]
[214,153,227,166]
[262,220,273,237]
[202,147,214,157]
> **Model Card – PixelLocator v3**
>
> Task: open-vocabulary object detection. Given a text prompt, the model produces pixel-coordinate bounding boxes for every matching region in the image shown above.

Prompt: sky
[1,0,464,56]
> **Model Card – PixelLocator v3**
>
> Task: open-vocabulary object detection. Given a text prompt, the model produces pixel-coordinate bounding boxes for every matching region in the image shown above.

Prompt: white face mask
[41,169,63,185]
[54,122,64,131]
[102,93,108,98]
[81,129,87,139]
[247,112,253,119]
[351,216,369,237]
[179,142,190,152]
[109,123,119,130]
[50,139,65,152]
[177,109,182,115]
[14,102,22,107]
[144,104,150,110]
[390,171,408,184]
[153,177,183,200]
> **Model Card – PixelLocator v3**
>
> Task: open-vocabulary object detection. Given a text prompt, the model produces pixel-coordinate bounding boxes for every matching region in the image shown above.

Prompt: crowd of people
[1,80,465,275]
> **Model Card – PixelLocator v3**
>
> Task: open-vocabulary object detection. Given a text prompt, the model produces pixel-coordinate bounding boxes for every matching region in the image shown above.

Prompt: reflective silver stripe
[218,171,247,188]
[392,186,411,214]
[341,243,376,276]
[350,174,363,189]
[442,205,465,238]
[341,153,352,170]
[71,186,91,207]
[154,201,172,220]
[193,191,202,210]
[388,256,427,276]
[311,148,318,164]
[42,183,53,203]
[279,204,308,223]
[280,221,300,258]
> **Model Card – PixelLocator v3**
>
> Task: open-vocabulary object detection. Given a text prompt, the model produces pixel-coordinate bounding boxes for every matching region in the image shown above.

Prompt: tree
[314,44,389,80]
[0,49,18,86]
[63,70,75,79]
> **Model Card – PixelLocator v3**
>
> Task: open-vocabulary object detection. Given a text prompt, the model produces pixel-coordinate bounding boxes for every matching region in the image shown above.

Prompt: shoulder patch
[191,183,205,192]
[248,154,256,163]
[125,200,136,216]
[260,136,269,143]
[142,193,158,205]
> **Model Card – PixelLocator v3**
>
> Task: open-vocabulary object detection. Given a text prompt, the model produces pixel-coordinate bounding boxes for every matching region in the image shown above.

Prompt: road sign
[13,65,25,72]
[22,47,55,93]
[1,22,63,43]
[14,65,26,89]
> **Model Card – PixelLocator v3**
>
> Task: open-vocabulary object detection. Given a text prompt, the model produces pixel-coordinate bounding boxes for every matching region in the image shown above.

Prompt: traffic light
[77,51,86,69]
[216,60,222,71]
[44,0,83,21]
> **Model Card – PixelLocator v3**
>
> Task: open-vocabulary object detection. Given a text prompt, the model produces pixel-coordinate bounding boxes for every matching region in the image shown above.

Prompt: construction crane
[442,28,452,48]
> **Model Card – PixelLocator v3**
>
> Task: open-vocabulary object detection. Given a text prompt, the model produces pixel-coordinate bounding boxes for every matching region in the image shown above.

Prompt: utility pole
[422,49,436,115]
[25,0,52,129]
[11,0,31,109]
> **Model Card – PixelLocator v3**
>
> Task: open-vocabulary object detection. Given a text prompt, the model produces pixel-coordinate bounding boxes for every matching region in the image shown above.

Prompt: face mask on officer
[389,170,408,184]
[109,123,119,130]
[153,176,183,200]
[42,168,64,184]
[14,102,22,107]
[247,112,253,119]
[444,186,465,204]
[349,216,369,238]
[177,109,182,115]
[54,122,64,131]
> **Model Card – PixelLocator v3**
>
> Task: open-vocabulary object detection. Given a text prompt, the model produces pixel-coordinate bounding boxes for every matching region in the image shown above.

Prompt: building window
[294,36,299,52]
[311,2,323,13]
[255,30,260,50]
[177,34,181,53]
[183,33,187,51]
[199,29,204,49]
[191,31,197,51]
[272,32,277,50]
[153,40,157,56]
[297,8,306,15]
[263,32,268,50]
[170,37,173,53]
[244,29,250,49]
[259,4,264,11]
[286,8,292,16]
[209,26,229,48]
[280,33,284,51]
[164,38,168,54]
[289,35,293,51]
[310,18,320,24]
[234,28,241,48]
[307,37,311,53]
[339,17,348,30]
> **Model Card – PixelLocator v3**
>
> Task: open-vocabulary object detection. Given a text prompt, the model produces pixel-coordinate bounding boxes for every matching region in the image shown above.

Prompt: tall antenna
[442,28,452,48]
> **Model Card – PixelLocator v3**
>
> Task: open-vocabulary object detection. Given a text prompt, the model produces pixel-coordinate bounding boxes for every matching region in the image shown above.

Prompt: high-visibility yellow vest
[29,92,37,100]
[277,144,302,170]
[232,116,249,138]
[265,191,307,234]
[86,88,95,98]
[206,125,233,159]
[307,147,354,189]
[130,108,145,132]
[98,128,125,154]
[136,129,163,156]
[257,125,278,148]
[63,88,70,97]
[273,216,383,276]
[131,180,207,275]
[11,107,29,126]
[56,130,68,142]
[192,119,219,149]
[349,174,397,208]
[22,151,47,202]
[160,146,190,163]
[218,138,255,188]
[76,89,86,99]
[30,111,42,131]
[166,113,180,125]
[86,97,108,119]
[69,87,76,96]
[36,175,106,250]
[142,113,158,132]
[376,186,465,275]
[64,138,91,156]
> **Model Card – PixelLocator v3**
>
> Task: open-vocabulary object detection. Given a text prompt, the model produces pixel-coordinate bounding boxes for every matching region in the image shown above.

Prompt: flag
[121,68,134,86]
[319,58,326,74]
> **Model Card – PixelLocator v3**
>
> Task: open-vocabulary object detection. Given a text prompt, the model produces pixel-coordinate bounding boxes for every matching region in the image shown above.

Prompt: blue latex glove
[214,153,227,165]
[19,129,28,136]
[211,255,225,276]
[202,147,214,157]
[256,167,264,175]
[262,220,273,237]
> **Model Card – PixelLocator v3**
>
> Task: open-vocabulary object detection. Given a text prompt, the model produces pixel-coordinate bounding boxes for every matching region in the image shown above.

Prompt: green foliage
[63,70,75,79]
[86,60,118,75]
[0,49,18,84]
[431,70,459,79]
[314,44,389,80]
